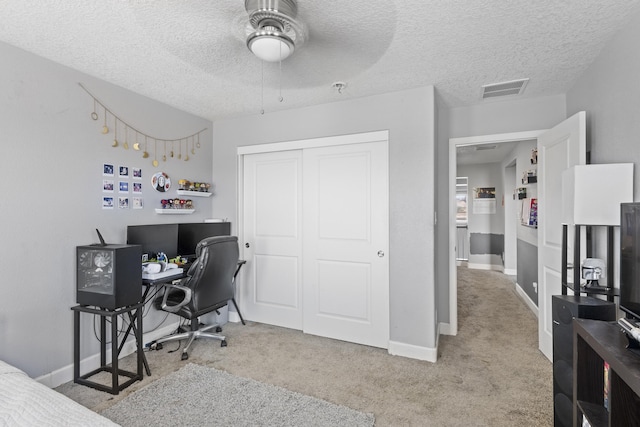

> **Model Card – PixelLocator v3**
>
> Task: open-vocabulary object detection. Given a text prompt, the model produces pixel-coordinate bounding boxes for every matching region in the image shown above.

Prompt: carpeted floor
[57,266,553,426]
[101,363,375,426]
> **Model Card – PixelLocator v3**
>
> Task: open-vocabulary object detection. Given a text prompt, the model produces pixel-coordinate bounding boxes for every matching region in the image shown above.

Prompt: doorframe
[447,130,546,336]
[235,130,390,323]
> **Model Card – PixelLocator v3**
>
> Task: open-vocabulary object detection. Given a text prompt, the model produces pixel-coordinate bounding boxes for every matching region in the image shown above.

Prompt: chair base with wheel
[149,320,226,360]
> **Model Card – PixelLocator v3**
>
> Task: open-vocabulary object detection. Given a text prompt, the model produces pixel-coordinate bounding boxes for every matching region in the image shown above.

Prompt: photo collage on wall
[102,163,143,210]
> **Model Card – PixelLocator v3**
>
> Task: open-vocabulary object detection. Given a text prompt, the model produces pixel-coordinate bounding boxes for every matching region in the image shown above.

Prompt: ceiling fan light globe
[247,32,294,62]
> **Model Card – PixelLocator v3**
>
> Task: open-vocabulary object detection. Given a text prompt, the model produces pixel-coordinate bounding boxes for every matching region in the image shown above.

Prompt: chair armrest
[160,284,192,313]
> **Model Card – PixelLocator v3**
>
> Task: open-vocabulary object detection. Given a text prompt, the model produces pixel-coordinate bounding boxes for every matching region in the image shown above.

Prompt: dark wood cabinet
[553,296,616,426]
[573,319,640,427]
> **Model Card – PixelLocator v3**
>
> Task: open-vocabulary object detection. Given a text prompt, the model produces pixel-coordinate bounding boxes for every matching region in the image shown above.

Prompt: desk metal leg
[136,308,144,377]
[232,261,247,325]
[126,310,151,376]
[231,298,246,325]
[111,312,118,393]
[119,287,152,376]
[73,310,80,382]
[100,315,107,367]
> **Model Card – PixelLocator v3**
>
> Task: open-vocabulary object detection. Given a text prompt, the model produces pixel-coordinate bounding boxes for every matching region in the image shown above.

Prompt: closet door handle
[377,250,385,258]
[245,243,251,248]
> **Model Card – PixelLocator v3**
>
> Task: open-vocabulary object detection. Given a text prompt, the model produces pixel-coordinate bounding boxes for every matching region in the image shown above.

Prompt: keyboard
[142,268,184,280]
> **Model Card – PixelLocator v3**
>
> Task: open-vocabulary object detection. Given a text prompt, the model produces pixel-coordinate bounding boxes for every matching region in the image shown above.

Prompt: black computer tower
[552,295,616,427]
[76,244,142,309]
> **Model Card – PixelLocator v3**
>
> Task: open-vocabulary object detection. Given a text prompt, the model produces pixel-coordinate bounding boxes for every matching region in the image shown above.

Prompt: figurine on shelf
[185,199,193,209]
[178,179,212,193]
[161,199,169,209]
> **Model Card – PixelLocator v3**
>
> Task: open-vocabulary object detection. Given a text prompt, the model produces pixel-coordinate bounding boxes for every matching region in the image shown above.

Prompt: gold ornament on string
[112,117,119,147]
[142,136,149,158]
[78,83,207,155]
[101,107,109,134]
[152,139,159,167]
[163,140,167,162]
[133,131,140,151]
[91,99,98,120]
[123,125,129,150]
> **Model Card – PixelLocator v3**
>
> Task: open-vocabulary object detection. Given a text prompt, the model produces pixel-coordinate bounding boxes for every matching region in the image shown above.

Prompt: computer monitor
[177,222,231,258]
[126,224,179,260]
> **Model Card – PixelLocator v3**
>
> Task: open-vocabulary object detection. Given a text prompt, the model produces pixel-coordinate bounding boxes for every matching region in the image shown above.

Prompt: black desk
[71,303,144,395]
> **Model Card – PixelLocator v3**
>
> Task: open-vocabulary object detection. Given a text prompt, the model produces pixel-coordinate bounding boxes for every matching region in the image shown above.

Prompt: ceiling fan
[244,0,306,62]
[128,1,394,90]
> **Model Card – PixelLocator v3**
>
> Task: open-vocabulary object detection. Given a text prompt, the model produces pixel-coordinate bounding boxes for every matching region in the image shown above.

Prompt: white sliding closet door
[242,150,303,329]
[302,141,389,348]
[240,132,389,349]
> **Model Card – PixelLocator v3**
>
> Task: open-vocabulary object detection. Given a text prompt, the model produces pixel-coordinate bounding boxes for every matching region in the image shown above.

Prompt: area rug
[100,363,374,427]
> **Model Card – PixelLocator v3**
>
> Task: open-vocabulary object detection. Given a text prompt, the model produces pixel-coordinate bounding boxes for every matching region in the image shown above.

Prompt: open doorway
[447,130,545,336]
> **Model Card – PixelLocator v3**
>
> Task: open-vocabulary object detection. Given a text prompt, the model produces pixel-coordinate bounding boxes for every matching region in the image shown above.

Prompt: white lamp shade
[561,163,634,225]
[249,36,293,62]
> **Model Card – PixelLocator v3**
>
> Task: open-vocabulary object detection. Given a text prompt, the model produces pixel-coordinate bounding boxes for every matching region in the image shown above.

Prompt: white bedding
[0,360,117,426]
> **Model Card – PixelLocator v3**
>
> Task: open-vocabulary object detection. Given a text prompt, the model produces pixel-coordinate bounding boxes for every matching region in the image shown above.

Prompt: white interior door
[242,150,303,329]
[302,141,389,348]
[538,111,586,360]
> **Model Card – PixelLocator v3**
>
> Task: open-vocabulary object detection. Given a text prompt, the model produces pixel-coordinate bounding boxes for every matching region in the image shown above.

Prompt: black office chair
[148,235,240,360]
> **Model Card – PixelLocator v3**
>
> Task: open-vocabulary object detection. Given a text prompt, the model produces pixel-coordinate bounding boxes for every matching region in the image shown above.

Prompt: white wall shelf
[155,209,195,214]
[176,190,211,197]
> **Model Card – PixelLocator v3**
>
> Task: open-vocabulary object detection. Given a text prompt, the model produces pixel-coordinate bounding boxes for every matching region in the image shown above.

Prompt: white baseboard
[503,268,517,276]
[36,322,180,388]
[439,322,454,336]
[388,340,438,363]
[467,263,504,272]
[515,282,539,317]
[228,310,243,324]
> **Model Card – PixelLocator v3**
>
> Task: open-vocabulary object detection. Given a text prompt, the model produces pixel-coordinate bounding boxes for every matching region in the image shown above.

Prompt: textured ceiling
[1,0,639,121]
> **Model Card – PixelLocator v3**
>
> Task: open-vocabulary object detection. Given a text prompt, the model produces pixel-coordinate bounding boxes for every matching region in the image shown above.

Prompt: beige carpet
[57,267,552,426]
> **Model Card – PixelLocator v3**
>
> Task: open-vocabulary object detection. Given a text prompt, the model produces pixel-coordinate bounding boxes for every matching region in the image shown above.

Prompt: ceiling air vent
[481,78,529,99]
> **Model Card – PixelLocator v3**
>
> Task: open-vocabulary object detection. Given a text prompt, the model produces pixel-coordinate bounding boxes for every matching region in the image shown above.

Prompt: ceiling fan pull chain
[261,60,265,115]
[278,46,284,103]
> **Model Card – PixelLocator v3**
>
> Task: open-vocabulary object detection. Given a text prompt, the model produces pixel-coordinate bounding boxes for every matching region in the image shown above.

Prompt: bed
[0,360,117,426]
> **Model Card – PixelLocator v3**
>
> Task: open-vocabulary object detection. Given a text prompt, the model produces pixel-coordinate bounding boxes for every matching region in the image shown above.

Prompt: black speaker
[552,295,616,427]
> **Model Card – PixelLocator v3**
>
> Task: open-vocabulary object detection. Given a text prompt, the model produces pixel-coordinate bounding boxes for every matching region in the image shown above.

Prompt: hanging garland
[79,83,206,166]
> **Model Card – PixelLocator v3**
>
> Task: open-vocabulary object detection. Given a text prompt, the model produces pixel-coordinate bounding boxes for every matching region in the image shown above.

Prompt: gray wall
[456,163,505,268]
[511,140,538,245]
[566,7,640,286]
[502,140,539,303]
[435,91,451,328]
[566,8,640,200]
[448,95,567,139]
[212,87,438,349]
[0,41,213,378]
[517,239,539,303]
